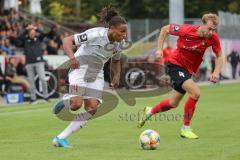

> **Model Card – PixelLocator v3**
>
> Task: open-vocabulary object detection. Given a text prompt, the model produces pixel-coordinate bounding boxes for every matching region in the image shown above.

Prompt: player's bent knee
[85,105,98,115]
[85,103,98,111]
[85,102,99,114]
[70,105,81,111]
[70,97,83,111]
[84,99,100,114]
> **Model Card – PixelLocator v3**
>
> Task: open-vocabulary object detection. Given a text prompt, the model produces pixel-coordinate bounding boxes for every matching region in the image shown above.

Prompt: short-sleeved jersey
[74,27,122,64]
[167,24,221,73]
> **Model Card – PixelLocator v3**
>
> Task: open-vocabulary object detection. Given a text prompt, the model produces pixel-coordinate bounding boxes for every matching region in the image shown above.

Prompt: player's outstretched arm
[210,51,222,82]
[63,35,79,69]
[156,25,170,58]
[110,59,121,88]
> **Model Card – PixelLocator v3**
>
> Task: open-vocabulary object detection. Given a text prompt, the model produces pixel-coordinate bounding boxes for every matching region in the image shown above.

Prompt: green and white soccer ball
[139,129,160,150]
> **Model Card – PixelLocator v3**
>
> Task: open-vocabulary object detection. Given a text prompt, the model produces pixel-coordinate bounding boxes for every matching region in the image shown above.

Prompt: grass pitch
[0,83,240,160]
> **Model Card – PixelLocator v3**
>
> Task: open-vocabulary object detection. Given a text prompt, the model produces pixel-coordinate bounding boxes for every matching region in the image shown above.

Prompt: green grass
[0,83,240,160]
[125,42,156,57]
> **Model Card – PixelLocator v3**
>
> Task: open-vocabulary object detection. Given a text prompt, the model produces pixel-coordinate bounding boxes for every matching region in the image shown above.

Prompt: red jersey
[163,46,174,64]
[167,24,221,74]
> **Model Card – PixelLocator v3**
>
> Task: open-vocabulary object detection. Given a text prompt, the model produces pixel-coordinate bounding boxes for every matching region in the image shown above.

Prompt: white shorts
[68,66,104,103]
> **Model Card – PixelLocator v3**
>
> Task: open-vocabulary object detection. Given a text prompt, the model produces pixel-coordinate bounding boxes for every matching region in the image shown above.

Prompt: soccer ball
[139,129,160,150]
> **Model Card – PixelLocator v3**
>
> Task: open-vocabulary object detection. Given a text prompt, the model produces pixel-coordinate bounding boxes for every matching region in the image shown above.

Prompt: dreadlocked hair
[99,5,126,27]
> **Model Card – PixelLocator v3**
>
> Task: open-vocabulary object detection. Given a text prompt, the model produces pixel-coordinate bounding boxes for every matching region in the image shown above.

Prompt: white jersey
[74,27,123,64]
[68,27,124,99]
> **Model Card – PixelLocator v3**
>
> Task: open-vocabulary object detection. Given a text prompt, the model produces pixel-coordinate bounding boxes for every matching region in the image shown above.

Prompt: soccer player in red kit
[138,13,222,139]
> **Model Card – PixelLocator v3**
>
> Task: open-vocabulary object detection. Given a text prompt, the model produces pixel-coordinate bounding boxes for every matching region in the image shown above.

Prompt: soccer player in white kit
[52,6,128,148]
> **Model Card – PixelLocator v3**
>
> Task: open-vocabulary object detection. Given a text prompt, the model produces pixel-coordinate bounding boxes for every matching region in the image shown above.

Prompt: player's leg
[180,79,200,139]
[59,98,99,137]
[182,79,200,127]
[35,62,49,100]
[151,90,184,113]
[52,95,84,114]
[53,95,84,148]
[84,98,100,114]
[53,68,85,148]
[25,64,37,102]
[54,99,97,136]
[68,85,103,131]
[53,74,103,148]
[138,89,184,128]
[138,63,186,128]
[53,98,99,148]
[73,98,100,129]
[53,68,85,114]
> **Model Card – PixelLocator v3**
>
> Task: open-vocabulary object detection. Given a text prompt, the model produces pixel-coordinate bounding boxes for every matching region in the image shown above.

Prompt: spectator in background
[19,24,49,103]
[57,32,71,55]
[9,30,19,46]
[5,56,30,92]
[33,18,44,30]
[46,40,58,55]
[0,30,7,39]
[16,57,27,76]
[0,37,13,55]
[0,65,4,95]
[227,49,240,79]
[8,8,18,24]
[47,25,61,48]
[5,38,15,53]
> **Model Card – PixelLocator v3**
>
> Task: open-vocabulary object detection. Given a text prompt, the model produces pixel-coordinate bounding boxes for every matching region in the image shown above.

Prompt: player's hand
[209,72,219,83]
[70,58,80,69]
[155,50,163,59]
[26,24,37,30]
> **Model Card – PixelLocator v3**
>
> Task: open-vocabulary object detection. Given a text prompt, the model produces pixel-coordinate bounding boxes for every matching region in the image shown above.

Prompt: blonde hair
[202,13,219,26]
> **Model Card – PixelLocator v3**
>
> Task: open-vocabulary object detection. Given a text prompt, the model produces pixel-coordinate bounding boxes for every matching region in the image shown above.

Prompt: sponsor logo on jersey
[77,33,87,43]
[201,41,206,46]
[172,25,180,32]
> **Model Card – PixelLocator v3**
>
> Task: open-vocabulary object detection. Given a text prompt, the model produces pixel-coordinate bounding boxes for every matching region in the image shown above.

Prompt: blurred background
[0,0,240,104]
[0,2,240,160]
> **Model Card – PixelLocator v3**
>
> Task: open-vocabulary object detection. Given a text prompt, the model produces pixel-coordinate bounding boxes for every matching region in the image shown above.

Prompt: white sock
[147,107,152,116]
[57,112,92,139]
[182,125,190,130]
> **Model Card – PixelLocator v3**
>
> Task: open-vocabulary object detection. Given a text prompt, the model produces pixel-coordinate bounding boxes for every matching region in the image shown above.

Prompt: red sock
[151,99,174,114]
[183,96,198,126]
